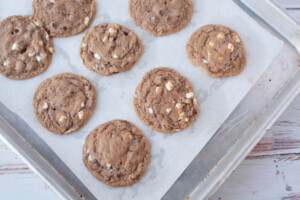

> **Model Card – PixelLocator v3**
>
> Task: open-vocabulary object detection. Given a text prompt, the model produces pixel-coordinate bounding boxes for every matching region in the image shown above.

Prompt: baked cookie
[129,0,193,36]
[82,120,150,187]
[0,15,53,80]
[133,67,198,133]
[33,73,95,135]
[32,0,96,37]
[186,25,247,78]
[80,23,142,76]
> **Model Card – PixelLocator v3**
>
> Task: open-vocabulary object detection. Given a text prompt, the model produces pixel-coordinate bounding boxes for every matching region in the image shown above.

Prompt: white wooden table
[1,1,299,199]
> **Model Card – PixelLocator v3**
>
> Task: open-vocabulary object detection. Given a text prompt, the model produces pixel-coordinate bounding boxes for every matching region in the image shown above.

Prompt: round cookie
[32,0,96,37]
[80,23,142,76]
[186,25,247,78]
[128,0,193,36]
[33,73,95,135]
[0,15,53,80]
[133,67,198,133]
[82,120,150,187]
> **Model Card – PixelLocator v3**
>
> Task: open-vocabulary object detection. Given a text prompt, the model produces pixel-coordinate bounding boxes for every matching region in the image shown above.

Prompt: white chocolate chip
[12,43,18,50]
[178,112,185,121]
[112,55,120,59]
[217,32,225,39]
[102,36,108,43]
[34,21,40,27]
[165,81,174,91]
[59,115,67,122]
[36,55,42,62]
[39,40,43,46]
[185,118,189,122]
[84,16,89,25]
[202,59,209,64]
[185,99,191,104]
[94,53,101,60]
[3,60,11,67]
[209,41,215,47]
[148,108,154,115]
[81,43,86,48]
[81,102,85,108]
[106,163,112,168]
[227,43,235,52]
[186,92,194,99]
[233,34,241,43]
[155,87,162,95]
[108,28,117,34]
[207,51,211,61]
[176,129,180,132]
[176,103,183,109]
[50,0,55,4]
[46,34,50,41]
[88,155,93,161]
[78,111,84,120]
[28,49,36,57]
[42,103,48,109]
[64,128,75,134]
[87,149,90,154]
[49,47,54,54]
[193,98,198,104]
[151,16,155,21]
[80,59,84,65]
[123,132,133,140]
[166,108,172,114]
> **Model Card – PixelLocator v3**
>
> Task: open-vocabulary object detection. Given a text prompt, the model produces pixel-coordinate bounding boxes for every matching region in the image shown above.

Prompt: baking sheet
[0,0,283,199]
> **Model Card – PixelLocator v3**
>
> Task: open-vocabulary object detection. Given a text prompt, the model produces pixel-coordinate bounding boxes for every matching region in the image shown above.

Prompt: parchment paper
[0,0,283,199]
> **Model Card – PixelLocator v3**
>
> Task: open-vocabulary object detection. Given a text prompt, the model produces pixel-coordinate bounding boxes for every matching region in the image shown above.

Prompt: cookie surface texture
[0,15,53,80]
[186,24,247,78]
[33,73,95,134]
[32,0,96,37]
[129,0,193,36]
[82,119,150,187]
[80,23,142,76]
[133,67,198,133]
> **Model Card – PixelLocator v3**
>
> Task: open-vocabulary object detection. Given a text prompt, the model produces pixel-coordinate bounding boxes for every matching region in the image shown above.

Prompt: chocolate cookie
[80,23,142,76]
[186,25,247,78]
[133,67,198,133]
[33,73,95,135]
[32,0,96,37]
[128,0,193,36]
[0,15,53,80]
[82,120,150,187]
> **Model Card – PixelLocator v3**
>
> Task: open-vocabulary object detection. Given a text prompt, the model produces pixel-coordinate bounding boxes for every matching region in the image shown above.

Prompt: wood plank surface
[0,1,300,200]
[212,94,300,200]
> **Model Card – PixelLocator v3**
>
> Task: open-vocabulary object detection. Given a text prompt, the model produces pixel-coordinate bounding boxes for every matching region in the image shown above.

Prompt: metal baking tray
[0,0,299,199]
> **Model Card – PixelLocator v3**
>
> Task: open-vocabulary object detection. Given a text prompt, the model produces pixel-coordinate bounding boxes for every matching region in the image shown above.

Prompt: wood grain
[212,153,300,200]
[250,94,300,157]
[0,143,57,200]
[0,1,299,200]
